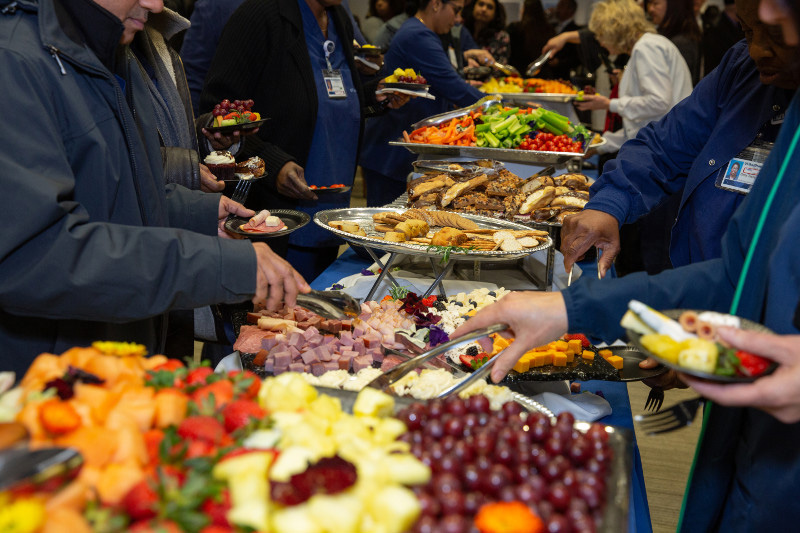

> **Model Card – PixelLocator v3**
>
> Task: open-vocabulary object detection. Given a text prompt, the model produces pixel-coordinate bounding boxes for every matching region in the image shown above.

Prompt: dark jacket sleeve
[161,146,201,189]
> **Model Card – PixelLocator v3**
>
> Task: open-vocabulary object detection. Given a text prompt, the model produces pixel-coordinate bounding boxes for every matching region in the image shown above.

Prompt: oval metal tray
[480,91,579,104]
[314,207,553,262]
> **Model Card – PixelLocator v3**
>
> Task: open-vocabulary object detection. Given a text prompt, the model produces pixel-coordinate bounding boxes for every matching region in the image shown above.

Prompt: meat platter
[314,207,552,261]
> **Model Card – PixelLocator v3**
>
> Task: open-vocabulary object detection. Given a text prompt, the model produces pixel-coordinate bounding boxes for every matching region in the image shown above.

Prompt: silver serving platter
[481,91,579,104]
[391,95,594,165]
[314,207,552,261]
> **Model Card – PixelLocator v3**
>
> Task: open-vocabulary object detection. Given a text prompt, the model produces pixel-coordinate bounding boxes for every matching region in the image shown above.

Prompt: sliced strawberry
[120,479,159,521]
[459,353,476,367]
[185,367,214,386]
[228,370,261,399]
[192,380,234,409]
[222,399,266,433]
[152,359,185,372]
[177,415,227,444]
[201,489,232,527]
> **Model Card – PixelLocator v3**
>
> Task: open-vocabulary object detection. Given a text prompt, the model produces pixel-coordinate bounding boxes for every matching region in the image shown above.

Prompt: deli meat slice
[234,325,268,353]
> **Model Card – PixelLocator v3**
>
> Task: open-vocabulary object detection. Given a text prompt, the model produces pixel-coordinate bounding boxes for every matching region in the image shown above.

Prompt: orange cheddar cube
[598,349,613,360]
[553,340,569,352]
[513,358,531,373]
[564,350,575,363]
[581,350,595,360]
[607,355,624,370]
[532,354,547,367]
[567,339,583,353]
[553,353,567,367]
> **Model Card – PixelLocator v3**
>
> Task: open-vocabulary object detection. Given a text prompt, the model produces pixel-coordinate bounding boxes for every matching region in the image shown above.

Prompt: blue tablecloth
[310,248,652,532]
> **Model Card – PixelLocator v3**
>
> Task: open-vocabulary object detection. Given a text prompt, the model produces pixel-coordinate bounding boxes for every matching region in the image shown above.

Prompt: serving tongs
[412,159,505,176]
[0,446,83,492]
[365,323,508,394]
[526,50,552,77]
[296,290,360,320]
[493,61,520,77]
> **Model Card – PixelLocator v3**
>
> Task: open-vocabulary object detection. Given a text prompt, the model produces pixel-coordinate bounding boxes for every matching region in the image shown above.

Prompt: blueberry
[488,291,497,297]
[454,302,463,307]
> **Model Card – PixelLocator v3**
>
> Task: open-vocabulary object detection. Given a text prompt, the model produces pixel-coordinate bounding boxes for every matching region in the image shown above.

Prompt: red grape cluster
[212,98,255,117]
[396,75,428,84]
[270,456,357,506]
[396,397,612,533]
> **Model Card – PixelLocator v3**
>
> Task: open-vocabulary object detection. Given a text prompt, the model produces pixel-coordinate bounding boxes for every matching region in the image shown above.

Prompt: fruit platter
[382,68,429,92]
[623,301,776,383]
[390,97,599,165]
[0,342,631,532]
[207,98,268,134]
[479,77,581,104]
[405,159,591,225]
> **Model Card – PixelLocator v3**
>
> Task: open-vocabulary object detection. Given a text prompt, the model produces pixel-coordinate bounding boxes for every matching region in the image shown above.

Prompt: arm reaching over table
[560,209,621,277]
[682,327,800,424]
[450,291,568,382]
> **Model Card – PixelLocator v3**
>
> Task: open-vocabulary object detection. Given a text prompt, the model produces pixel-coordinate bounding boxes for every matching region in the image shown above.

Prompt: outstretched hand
[450,291,568,382]
[560,209,620,278]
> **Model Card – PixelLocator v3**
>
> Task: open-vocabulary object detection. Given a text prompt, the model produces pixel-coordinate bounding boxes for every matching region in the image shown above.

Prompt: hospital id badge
[715,141,773,195]
[323,69,346,99]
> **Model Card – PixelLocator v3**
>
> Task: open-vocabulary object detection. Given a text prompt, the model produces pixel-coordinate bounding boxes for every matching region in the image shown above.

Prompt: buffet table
[312,248,653,533]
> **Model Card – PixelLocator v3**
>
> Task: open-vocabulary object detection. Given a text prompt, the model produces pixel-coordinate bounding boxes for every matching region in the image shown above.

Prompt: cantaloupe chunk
[17,401,48,441]
[154,389,189,428]
[111,423,148,466]
[83,355,125,385]
[42,507,92,533]
[73,383,117,425]
[581,350,595,360]
[20,354,63,394]
[45,479,91,512]
[140,355,168,370]
[95,461,145,505]
[56,426,118,468]
[60,347,102,370]
[106,388,155,432]
[607,355,624,370]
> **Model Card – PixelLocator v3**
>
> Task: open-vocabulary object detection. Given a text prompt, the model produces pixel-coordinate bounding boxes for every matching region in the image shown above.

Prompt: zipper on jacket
[1,2,18,14]
[48,46,67,75]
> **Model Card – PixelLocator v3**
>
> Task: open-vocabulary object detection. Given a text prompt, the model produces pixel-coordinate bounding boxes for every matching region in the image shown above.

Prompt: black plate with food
[382,82,430,91]
[206,117,269,135]
[452,347,622,383]
[224,209,310,240]
[310,185,353,196]
[354,46,382,57]
[602,345,667,382]
[626,309,777,383]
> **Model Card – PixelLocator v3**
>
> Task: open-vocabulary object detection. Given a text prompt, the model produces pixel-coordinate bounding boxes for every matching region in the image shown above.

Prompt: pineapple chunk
[366,485,421,533]
[353,387,395,418]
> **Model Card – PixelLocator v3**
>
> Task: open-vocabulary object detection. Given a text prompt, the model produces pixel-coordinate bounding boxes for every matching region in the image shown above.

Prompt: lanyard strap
[677,123,800,532]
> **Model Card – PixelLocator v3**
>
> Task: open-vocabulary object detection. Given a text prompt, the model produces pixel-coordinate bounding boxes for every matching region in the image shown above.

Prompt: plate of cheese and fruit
[225,209,310,239]
[207,98,268,134]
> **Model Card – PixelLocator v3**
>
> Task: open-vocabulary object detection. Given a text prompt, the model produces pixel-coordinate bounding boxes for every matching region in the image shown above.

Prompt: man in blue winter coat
[0,0,308,377]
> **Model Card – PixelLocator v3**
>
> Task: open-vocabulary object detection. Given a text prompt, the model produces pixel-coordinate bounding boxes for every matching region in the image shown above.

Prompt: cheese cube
[553,340,569,352]
[567,340,583,353]
[598,349,613,360]
[581,350,595,361]
[513,358,531,373]
[553,353,567,367]
[564,350,575,363]
[607,355,624,370]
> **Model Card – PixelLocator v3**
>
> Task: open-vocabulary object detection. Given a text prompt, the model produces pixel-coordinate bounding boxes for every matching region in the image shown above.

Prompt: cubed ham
[304,365,311,373]
[353,325,365,338]
[341,350,358,360]
[371,350,384,363]
[272,366,286,375]
[260,334,280,351]
[341,320,352,331]
[323,361,339,372]
[311,362,326,376]
[352,355,372,372]
[273,351,292,368]
[352,339,366,356]
[338,358,351,371]
[308,316,322,327]
[339,331,354,346]
[306,334,323,347]
[380,354,406,372]
[264,359,274,373]
[300,350,319,365]
[287,332,305,347]
[288,362,304,373]
[302,326,320,340]
[284,308,296,321]
[326,321,342,333]
[289,346,301,358]
[315,346,331,362]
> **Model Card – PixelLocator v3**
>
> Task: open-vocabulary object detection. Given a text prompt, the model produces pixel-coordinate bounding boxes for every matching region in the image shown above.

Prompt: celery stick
[484,131,501,148]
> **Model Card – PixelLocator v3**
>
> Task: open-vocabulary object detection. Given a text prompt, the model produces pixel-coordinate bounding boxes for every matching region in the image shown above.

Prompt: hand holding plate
[200,163,225,193]
[277,162,318,201]
[681,327,800,423]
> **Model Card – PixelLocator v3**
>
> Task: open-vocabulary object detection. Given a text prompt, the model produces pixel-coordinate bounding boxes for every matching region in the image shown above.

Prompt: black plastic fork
[635,397,704,435]
[643,387,664,412]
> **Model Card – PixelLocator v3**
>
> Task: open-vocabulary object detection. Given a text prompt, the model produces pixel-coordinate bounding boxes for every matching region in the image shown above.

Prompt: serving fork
[635,397,704,435]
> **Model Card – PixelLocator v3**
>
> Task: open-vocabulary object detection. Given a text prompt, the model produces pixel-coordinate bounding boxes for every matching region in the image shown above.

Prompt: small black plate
[310,185,352,196]
[206,117,269,135]
[354,47,382,57]
[382,82,430,91]
[603,345,667,382]
[224,209,310,239]
[626,309,777,383]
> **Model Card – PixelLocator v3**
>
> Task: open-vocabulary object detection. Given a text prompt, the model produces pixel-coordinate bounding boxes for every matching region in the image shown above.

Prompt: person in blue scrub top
[359,0,487,207]
[200,0,408,281]
[451,0,800,528]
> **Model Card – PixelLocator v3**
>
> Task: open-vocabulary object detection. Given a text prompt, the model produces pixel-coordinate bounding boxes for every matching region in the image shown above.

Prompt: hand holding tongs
[295,290,360,320]
[365,323,509,394]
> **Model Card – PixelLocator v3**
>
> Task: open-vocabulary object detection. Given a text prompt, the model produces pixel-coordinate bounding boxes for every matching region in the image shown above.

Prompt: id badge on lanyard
[715,140,774,195]
[322,40,347,99]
